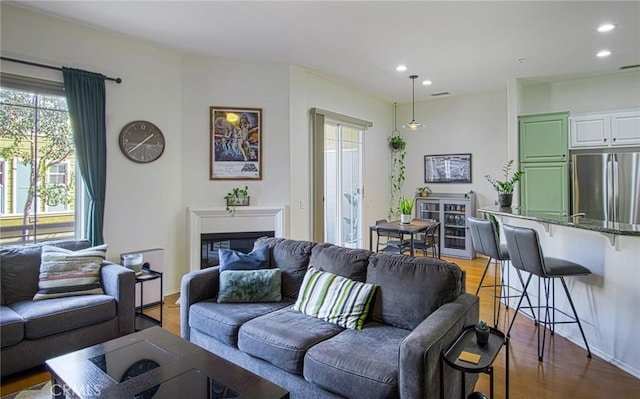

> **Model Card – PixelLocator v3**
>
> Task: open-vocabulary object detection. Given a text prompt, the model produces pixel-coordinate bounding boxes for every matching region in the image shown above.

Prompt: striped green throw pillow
[34,244,108,301]
[293,266,377,330]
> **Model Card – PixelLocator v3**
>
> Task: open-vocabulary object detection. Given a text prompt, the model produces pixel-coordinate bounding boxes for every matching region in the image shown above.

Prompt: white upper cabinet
[570,114,610,147]
[570,109,640,148]
[611,110,640,147]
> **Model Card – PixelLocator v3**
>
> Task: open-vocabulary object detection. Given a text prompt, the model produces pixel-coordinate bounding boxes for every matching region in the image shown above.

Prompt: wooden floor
[2,255,639,398]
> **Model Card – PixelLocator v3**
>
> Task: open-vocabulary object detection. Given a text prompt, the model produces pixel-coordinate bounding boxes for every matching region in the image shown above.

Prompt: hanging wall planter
[388,104,406,220]
[389,135,406,151]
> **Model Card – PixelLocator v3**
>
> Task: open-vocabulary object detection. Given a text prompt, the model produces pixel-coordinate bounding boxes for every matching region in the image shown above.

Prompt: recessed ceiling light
[396,65,407,72]
[597,24,615,33]
[597,50,612,58]
[422,80,432,86]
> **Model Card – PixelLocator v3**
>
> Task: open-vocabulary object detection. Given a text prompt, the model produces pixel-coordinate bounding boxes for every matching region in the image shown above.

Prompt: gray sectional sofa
[0,239,135,377]
[181,238,479,399]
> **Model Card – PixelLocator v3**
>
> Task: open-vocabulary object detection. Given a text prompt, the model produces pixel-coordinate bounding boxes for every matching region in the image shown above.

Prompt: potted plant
[416,186,432,197]
[388,135,406,151]
[485,160,524,208]
[475,320,490,346]
[399,196,415,224]
[224,185,249,214]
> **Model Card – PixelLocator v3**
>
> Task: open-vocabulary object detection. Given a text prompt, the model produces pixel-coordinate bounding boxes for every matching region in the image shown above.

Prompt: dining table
[369,219,440,257]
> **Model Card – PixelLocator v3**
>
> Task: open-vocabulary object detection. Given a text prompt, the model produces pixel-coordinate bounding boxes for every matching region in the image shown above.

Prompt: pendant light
[402,75,426,130]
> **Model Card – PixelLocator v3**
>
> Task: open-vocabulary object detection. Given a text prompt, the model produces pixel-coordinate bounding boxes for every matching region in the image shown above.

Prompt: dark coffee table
[45,326,289,399]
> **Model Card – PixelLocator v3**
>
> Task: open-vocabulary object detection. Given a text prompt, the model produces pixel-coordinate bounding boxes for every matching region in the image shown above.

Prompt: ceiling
[8,1,640,103]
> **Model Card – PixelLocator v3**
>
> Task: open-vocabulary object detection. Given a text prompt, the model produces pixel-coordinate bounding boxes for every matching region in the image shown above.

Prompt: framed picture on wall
[210,106,262,180]
[424,153,472,183]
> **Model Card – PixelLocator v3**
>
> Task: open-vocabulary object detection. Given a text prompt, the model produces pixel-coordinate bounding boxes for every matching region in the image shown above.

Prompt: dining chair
[410,219,440,258]
[375,219,409,254]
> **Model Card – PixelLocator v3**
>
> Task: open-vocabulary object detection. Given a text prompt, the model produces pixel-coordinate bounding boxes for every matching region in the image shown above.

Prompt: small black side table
[440,325,508,399]
[134,266,163,331]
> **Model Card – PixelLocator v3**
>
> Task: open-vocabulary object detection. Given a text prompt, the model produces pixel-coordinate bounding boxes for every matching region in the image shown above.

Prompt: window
[0,80,79,245]
[46,162,70,212]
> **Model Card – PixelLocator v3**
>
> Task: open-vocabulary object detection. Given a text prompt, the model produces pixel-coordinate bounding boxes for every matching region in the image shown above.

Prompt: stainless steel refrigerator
[572,151,640,224]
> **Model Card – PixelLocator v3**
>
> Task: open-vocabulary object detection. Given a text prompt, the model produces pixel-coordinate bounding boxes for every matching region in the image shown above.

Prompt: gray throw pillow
[217,268,282,303]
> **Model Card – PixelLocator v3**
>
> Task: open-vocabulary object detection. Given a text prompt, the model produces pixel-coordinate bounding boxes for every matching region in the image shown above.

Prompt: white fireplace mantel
[187,206,289,272]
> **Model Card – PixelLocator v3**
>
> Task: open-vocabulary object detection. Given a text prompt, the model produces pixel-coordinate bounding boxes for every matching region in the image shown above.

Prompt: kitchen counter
[479,206,640,236]
[477,206,640,379]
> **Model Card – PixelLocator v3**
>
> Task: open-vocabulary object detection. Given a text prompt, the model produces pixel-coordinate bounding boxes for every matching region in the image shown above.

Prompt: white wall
[177,57,291,282]
[289,66,392,246]
[399,90,508,208]
[520,70,640,115]
[1,5,394,292]
[3,4,638,302]
[1,5,184,293]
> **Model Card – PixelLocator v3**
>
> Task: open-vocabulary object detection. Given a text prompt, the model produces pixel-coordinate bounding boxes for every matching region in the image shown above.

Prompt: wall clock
[119,120,165,163]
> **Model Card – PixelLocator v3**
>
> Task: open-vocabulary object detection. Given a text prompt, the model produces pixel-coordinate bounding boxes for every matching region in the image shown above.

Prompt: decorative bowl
[122,253,144,274]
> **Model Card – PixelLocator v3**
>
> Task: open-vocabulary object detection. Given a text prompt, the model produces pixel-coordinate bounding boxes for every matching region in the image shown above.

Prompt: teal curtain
[63,68,106,246]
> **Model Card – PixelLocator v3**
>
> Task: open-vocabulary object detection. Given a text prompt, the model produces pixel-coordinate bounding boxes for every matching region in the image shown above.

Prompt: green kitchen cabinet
[519,112,569,163]
[520,162,569,216]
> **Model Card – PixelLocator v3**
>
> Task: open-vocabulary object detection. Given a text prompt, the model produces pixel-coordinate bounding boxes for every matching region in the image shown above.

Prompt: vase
[498,193,512,208]
[400,214,412,224]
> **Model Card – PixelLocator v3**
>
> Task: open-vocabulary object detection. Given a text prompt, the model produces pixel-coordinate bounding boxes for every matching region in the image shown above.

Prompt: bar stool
[467,216,535,328]
[503,224,592,361]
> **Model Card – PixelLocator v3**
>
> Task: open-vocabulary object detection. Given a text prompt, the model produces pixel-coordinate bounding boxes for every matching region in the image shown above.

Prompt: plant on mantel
[224,185,249,215]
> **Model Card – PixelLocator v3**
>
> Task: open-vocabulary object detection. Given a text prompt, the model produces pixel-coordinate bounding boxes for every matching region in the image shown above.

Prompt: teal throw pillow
[34,244,107,301]
[217,268,282,303]
[293,266,377,330]
[218,245,269,272]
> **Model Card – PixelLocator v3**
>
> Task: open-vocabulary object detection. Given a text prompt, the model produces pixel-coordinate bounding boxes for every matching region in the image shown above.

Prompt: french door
[323,121,363,247]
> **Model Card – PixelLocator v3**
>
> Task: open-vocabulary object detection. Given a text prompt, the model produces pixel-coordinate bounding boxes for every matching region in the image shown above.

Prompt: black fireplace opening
[201,231,275,269]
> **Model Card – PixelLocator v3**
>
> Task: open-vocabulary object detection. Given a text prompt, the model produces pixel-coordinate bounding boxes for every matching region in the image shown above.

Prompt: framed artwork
[210,106,262,180]
[424,153,472,183]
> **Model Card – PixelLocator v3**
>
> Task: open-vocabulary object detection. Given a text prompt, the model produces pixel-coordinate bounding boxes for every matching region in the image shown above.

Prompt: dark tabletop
[46,326,288,399]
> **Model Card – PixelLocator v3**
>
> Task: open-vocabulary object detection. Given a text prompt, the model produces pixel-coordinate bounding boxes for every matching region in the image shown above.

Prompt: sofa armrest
[101,262,136,336]
[399,293,479,399]
[180,266,220,340]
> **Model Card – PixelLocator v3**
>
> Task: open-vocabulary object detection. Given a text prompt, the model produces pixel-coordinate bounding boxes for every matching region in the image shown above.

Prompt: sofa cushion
[366,254,463,330]
[254,237,315,299]
[238,307,343,374]
[218,245,270,272]
[293,267,376,330]
[217,269,282,303]
[309,243,371,282]
[34,244,107,301]
[8,294,116,339]
[0,306,24,347]
[189,298,294,346]
[304,322,410,399]
[0,239,91,305]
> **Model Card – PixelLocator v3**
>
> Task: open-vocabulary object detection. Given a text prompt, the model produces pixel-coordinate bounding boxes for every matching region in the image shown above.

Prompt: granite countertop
[478,206,640,237]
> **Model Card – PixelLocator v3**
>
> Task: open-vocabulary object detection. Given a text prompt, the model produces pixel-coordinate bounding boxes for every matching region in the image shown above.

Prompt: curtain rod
[0,56,122,84]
